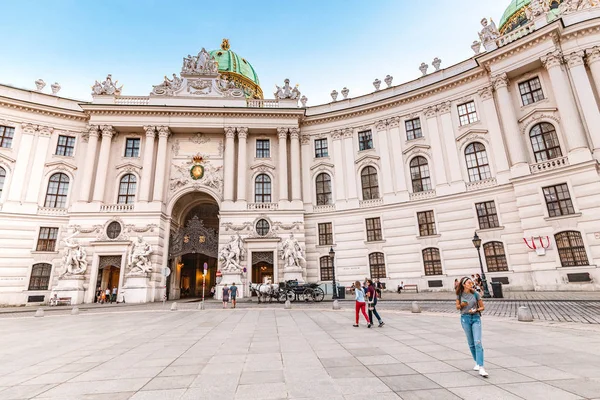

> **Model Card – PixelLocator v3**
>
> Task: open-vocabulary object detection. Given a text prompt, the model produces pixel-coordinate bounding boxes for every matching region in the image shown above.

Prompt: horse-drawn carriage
[249,280,325,304]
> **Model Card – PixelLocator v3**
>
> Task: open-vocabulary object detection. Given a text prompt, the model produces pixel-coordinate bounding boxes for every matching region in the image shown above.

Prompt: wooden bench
[49,297,72,306]
[400,284,418,293]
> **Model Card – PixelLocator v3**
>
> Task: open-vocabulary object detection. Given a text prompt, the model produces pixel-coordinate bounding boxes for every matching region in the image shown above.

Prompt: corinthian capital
[100,125,115,139]
[157,126,171,138]
[87,125,100,138]
[277,127,289,139]
[491,73,509,90]
[236,127,248,139]
[477,86,493,101]
[289,127,300,139]
[586,47,600,66]
[375,120,387,131]
[424,107,437,119]
[224,127,236,138]
[541,50,563,70]
[437,101,451,114]
[565,51,585,69]
[143,125,156,138]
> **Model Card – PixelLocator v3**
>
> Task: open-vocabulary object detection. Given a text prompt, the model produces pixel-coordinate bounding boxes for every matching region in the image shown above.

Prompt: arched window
[28,263,52,290]
[529,123,562,162]
[0,166,5,197]
[255,174,271,203]
[483,242,508,272]
[465,142,492,182]
[315,173,332,205]
[117,174,137,204]
[369,252,386,279]
[320,256,333,281]
[555,231,589,267]
[423,248,442,276]
[44,173,69,208]
[410,156,432,192]
[360,166,379,200]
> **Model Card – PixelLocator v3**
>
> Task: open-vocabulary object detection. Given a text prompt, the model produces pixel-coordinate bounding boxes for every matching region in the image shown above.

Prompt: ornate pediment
[310,161,335,171]
[250,162,276,172]
[402,144,431,155]
[518,107,558,124]
[115,162,142,173]
[455,129,488,143]
[44,160,78,172]
[354,154,380,165]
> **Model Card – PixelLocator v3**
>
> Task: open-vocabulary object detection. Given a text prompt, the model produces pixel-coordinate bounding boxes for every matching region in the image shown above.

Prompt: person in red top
[366,279,384,328]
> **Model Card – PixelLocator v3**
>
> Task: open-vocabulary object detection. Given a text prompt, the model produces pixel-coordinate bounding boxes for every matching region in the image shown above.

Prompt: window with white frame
[28,263,52,290]
[44,173,69,208]
[483,242,509,272]
[0,126,14,148]
[475,201,500,229]
[405,118,423,140]
[365,217,382,242]
[465,142,492,182]
[256,139,270,158]
[542,183,575,217]
[124,138,141,157]
[55,135,76,156]
[358,130,373,151]
[0,166,5,197]
[555,231,589,267]
[118,174,137,204]
[529,123,562,163]
[457,101,478,126]
[315,173,332,205]
[36,227,58,251]
[409,156,432,192]
[360,166,379,200]
[318,222,333,246]
[423,248,443,276]
[519,77,544,106]
[320,256,334,281]
[255,174,271,202]
[314,138,328,158]
[417,211,436,237]
[369,252,386,279]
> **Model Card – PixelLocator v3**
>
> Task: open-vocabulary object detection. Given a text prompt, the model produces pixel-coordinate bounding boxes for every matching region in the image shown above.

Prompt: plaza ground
[1,306,600,399]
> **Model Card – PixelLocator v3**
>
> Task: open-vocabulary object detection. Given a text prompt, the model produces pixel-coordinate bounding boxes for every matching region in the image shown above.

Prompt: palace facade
[2,1,600,306]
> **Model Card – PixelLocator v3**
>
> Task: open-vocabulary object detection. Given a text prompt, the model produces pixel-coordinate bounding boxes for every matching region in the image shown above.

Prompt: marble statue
[331,90,338,101]
[384,75,393,87]
[219,234,244,272]
[128,236,153,275]
[525,0,550,19]
[419,63,429,76]
[432,57,442,71]
[341,87,349,99]
[60,232,88,277]
[281,233,306,269]
[92,74,123,96]
[373,79,381,91]
[300,95,308,107]
[152,73,183,96]
[181,48,219,75]
[478,18,500,50]
[51,82,61,95]
[35,79,46,91]
[274,79,301,100]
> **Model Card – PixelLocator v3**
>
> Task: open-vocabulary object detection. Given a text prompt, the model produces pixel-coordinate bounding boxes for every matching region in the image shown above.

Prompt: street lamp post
[329,247,338,300]
[471,232,492,298]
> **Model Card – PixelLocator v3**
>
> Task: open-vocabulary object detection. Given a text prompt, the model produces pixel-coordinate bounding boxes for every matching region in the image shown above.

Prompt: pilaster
[236,127,248,203]
[277,127,289,202]
[152,126,171,203]
[139,126,156,202]
[92,125,115,202]
[223,127,236,202]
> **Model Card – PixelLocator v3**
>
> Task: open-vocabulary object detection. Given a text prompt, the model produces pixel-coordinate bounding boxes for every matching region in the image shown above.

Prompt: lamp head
[329,247,335,258]
[472,232,482,249]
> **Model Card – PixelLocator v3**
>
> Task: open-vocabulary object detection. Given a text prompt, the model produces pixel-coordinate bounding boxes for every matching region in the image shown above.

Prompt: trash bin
[336,286,345,300]
[490,282,503,299]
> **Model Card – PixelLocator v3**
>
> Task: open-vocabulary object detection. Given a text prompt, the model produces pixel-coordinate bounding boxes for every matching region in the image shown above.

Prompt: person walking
[110,286,117,304]
[375,278,383,299]
[456,277,488,377]
[353,281,370,327]
[222,285,230,309]
[366,279,384,327]
[230,283,238,308]
[105,287,111,304]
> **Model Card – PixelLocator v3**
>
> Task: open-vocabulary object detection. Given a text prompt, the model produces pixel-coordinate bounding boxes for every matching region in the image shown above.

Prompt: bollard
[71,306,79,315]
[35,308,44,318]
[197,302,205,310]
[170,302,178,311]
[411,301,421,313]
[284,300,291,309]
[332,300,340,310]
[517,306,533,322]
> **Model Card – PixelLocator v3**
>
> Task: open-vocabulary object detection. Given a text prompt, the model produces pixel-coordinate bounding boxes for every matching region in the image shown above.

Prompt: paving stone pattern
[1,308,600,399]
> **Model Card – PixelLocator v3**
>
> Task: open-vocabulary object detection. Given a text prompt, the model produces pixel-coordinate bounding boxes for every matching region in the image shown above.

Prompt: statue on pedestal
[60,232,88,278]
[127,237,153,276]
[478,18,500,50]
[219,234,244,272]
[281,233,306,269]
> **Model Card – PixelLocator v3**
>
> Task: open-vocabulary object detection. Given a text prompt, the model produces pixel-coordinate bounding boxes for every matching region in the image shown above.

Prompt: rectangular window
[124,138,141,157]
[365,217,383,242]
[457,101,478,126]
[320,256,333,281]
[475,201,500,229]
[0,125,15,148]
[543,183,575,217]
[256,139,270,158]
[28,264,52,291]
[519,77,544,106]
[318,223,333,246]
[405,118,423,140]
[36,227,58,252]
[417,211,437,237]
[314,138,328,158]
[55,135,76,157]
[358,130,373,151]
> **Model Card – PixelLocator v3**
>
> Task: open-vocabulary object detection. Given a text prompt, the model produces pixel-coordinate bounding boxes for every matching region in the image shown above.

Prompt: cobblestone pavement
[1,308,600,399]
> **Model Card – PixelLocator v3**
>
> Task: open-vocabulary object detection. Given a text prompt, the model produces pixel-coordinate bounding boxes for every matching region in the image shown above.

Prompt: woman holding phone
[456,277,488,377]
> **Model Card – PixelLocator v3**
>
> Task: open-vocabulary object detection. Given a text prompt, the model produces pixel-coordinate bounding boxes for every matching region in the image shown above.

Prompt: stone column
[152,126,170,203]
[332,131,346,202]
[138,126,156,202]
[223,127,236,202]
[300,134,311,204]
[7,124,34,203]
[79,125,100,203]
[277,127,289,202]
[289,127,302,201]
[491,73,529,176]
[478,86,510,177]
[585,46,600,103]
[375,121,394,196]
[92,125,115,202]
[438,102,464,183]
[541,51,590,157]
[387,118,408,193]
[342,129,358,200]
[567,50,600,152]
[236,127,248,202]
[424,107,448,186]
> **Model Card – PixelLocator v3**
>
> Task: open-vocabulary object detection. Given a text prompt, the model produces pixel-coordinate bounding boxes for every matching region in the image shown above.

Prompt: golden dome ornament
[190,155,205,180]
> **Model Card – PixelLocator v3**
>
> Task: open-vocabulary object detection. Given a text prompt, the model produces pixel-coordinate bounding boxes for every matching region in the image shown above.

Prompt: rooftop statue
[91,74,123,96]
[525,0,550,19]
[151,73,183,96]
[478,18,500,51]
[274,79,301,100]
[182,48,219,75]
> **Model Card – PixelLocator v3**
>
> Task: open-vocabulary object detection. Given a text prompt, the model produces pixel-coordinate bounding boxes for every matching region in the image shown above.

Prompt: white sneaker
[478,367,488,377]
[473,364,480,371]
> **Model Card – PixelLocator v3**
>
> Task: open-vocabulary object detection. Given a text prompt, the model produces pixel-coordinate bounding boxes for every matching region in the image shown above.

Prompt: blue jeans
[460,314,484,366]
[368,298,382,324]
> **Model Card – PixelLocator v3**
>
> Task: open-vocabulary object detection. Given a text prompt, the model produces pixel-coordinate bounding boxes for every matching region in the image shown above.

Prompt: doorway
[252,251,275,284]
[179,253,218,298]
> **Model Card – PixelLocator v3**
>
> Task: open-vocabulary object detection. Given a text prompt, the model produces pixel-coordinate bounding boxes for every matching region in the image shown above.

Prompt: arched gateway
[167,192,220,300]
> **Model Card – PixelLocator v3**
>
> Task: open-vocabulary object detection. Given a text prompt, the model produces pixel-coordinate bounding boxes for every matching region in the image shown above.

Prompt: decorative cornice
[517,107,558,124]
[402,143,431,155]
[309,161,335,171]
[437,101,451,114]
[44,160,78,171]
[375,120,388,131]
[0,97,88,122]
[331,129,342,140]
[455,129,488,143]
[354,153,380,165]
[300,134,310,145]
[343,128,353,138]
[424,107,437,119]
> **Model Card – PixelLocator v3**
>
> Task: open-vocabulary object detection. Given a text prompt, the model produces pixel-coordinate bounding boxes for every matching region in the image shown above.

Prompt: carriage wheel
[302,288,314,302]
[313,287,325,302]
[278,290,292,303]
[287,290,297,302]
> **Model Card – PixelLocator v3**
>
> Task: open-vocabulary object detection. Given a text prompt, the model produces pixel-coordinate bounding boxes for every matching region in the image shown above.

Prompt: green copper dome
[499,0,564,34]
[209,39,263,99]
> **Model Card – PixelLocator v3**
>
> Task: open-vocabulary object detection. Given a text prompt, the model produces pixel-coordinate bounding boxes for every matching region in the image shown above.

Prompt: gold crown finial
[221,38,230,51]
[192,154,203,164]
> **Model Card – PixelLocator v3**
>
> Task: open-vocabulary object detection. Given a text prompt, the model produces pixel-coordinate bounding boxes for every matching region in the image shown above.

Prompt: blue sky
[0,0,508,105]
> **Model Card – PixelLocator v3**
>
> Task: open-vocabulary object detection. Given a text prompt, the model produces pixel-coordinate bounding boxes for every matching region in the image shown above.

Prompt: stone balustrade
[247,99,280,108]
[99,204,134,212]
[409,189,437,201]
[497,21,536,48]
[115,96,150,105]
[313,204,336,213]
[530,156,569,173]
[466,177,498,192]
[247,202,279,211]
[37,206,68,216]
[359,198,384,208]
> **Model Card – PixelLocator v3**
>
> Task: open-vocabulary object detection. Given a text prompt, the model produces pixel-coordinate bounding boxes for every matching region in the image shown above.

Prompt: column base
[510,163,531,179]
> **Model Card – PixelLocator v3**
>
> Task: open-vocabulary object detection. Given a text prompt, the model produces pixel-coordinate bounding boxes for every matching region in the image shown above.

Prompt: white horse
[249,282,279,303]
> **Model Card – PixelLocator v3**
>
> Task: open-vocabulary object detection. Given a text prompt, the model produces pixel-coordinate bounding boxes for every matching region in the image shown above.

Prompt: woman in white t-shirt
[456,277,488,377]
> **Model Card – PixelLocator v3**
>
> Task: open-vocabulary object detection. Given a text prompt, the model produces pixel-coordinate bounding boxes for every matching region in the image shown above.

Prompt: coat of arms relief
[170,155,223,194]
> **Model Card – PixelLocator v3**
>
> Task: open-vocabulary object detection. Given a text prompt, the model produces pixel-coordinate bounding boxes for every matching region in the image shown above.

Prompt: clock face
[190,164,204,180]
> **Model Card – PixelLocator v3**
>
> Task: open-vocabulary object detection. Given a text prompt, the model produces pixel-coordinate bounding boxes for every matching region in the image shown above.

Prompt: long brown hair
[455,276,472,297]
